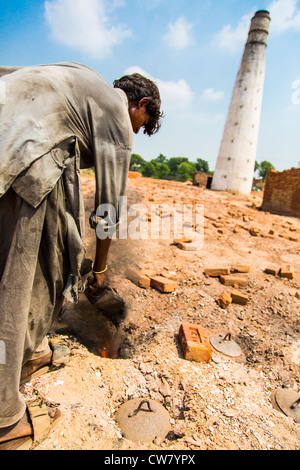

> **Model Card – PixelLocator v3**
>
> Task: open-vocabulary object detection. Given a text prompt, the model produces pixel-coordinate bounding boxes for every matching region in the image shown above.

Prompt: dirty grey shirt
[0,62,133,229]
[0,62,133,301]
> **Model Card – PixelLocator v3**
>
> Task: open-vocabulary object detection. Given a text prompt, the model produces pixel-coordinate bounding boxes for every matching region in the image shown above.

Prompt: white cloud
[44,0,131,59]
[212,12,253,53]
[200,88,224,102]
[123,66,194,111]
[163,17,195,50]
[268,0,300,34]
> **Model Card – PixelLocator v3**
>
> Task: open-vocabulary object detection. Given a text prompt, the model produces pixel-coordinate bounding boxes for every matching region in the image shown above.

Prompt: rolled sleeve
[90,140,131,237]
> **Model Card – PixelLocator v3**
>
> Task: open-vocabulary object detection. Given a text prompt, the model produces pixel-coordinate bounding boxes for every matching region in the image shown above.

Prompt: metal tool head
[115,398,171,443]
[85,285,126,327]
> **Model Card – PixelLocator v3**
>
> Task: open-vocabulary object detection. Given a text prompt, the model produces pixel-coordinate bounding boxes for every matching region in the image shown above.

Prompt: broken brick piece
[179,323,212,363]
[249,227,261,237]
[126,268,150,288]
[177,243,198,251]
[233,224,242,233]
[280,265,294,280]
[204,267,231,277]
[216,291,232,309]
[173,237,193,244]
[231,289,249,305]
[150,276,178,293]
[220,276,248,287]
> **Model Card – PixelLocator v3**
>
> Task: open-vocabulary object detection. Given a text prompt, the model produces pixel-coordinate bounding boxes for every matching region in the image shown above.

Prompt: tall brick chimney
[212,10,271,194]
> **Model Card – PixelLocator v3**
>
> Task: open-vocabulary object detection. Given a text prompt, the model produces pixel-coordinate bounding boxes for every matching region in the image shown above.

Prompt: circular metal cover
[210,333,242,358]
[271,389,300,424]
[115,399,171,443]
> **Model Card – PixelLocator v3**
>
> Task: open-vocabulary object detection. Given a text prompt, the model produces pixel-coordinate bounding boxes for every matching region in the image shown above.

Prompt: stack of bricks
[126,268,178,293]
[204,265,250,308]
[262,168,300,217]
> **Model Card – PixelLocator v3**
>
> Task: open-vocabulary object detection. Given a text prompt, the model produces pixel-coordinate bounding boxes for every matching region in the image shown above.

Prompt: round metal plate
[271,389,300,424]
[210,333,242,358]
[115,398,171,443]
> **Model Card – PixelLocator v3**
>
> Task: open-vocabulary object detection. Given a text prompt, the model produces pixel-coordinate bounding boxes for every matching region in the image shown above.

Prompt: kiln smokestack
[211,10,271,194]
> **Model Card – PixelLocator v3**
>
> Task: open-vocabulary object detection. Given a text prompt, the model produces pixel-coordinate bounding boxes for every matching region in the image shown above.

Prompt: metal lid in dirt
[209,333,242,358]
[115,398,171,443]
[271,389,300,424]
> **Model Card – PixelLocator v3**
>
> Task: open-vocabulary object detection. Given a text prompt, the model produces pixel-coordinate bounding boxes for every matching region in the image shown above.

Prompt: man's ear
[138,97,150,108]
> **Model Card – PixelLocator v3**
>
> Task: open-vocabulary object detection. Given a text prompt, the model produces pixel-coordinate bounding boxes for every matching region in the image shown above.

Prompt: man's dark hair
[113,73,163,136]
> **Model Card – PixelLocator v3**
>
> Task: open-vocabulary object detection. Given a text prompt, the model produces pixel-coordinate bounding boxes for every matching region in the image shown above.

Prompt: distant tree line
[130,154,276,183]
[130,153,212,182]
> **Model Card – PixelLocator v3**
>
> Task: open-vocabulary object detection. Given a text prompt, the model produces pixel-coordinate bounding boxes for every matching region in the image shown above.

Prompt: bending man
[0,62,162,448]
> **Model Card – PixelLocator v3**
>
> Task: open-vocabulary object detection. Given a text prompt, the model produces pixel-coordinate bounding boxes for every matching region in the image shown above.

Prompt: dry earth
[21,173,300,451]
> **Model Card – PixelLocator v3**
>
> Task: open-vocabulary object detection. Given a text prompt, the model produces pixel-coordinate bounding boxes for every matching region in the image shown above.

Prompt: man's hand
[87,271,109,296]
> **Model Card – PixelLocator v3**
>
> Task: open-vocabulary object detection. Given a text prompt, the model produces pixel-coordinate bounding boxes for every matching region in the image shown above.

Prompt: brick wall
[193,172,213,188]
[262,168,300,217]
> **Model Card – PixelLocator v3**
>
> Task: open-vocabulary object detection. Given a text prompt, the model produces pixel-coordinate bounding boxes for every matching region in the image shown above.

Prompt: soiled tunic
[0,63,133,427]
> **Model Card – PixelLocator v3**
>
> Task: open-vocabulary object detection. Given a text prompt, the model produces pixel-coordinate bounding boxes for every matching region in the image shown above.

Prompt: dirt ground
[22,173,300,451]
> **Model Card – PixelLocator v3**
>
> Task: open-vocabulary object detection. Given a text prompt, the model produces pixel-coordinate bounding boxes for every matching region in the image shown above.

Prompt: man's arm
[89,236,112,293]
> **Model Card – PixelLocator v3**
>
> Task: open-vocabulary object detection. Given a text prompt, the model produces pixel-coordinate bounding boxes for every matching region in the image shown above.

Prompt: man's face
[129,97,150,134]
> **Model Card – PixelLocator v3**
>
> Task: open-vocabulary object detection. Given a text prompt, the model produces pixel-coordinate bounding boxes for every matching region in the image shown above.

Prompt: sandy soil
[21,173,299,451]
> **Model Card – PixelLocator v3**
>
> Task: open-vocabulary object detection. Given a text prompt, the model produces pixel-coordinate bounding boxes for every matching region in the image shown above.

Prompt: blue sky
[1,0,300,172]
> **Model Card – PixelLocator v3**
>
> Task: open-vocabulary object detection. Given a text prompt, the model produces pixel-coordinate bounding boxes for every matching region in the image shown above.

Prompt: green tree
[177,162,196,182]
[154,153,168,165]
[154,163,170,179]
[258,160,275,181]
[142,161,156,177]
[130,153,145,171]
[195,158,209,173]
[167,157,189,176]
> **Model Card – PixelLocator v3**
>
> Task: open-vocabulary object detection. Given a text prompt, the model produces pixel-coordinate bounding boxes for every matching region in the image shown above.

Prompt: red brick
[173,237,193,244]
[231,289,249,305]
[126,268,150,288]
[231,265,251,273]
[220,276,248,287]
[265,266,280,276]
[204,267,231,277]
[280,265,294,280]
[179,323,212,363]
[150,276,178,293]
